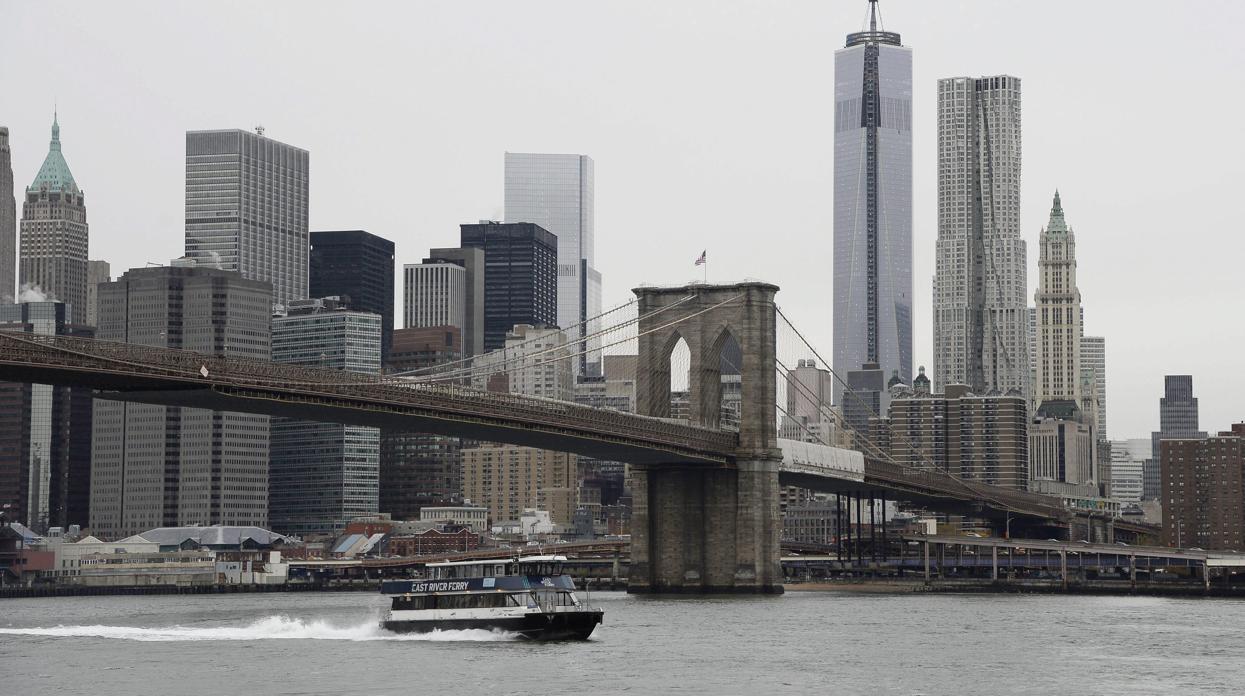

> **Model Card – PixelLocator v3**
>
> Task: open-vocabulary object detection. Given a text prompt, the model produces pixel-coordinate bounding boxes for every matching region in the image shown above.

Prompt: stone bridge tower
[630,282,783,593]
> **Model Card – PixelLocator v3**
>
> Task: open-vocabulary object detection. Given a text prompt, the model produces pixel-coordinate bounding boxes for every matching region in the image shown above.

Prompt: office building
[270,298,381,536]
[886,383,1028,490]
[423,246,484,358]
[1109,439,1148,506]
[1029,401,1096,494]
[0,302,93,530]
[380,326,464,519]
[0,127,14,302]
[504,153,602,375]
[403,260,465,334]
[460,221,557,351]
[780,359,848,447]
[461,443,576,526]
[832,1,913,403]
[309,230,395,362]
[85,260,109,327]
[184,129,309,306]
[20,114,88,312]
[1033,192,1084,408]
[842,362,886,454]
[1081,335,1106,438]
[1145,375,1206,500]
[1161,424,1245,550]
[574,355,638,413]
[932,76,1027,399]
[90,263,272,540]
[471,324,573,402]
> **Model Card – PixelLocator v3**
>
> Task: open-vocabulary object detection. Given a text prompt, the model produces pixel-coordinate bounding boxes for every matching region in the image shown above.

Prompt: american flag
[694,250,707,266]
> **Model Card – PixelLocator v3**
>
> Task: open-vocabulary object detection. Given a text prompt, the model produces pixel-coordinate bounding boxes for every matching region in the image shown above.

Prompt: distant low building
[386,528,480,556]
[419,506,489,533]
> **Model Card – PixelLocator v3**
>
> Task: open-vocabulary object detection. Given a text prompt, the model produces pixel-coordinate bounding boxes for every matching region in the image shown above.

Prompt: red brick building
[1161,423,1245,550]
[386,528,480,556]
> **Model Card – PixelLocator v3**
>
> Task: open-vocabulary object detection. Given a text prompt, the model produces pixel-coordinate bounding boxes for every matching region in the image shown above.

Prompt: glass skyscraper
[504,152,602,375]
[309,230,395,362]
[270,298,381,536]
[832,3,912,404]
[0,301,93,531]
[459,221,558,351]
[184,129,309,306]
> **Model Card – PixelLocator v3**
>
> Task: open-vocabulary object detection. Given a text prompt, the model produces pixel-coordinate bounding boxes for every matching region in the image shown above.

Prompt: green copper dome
[29,112,78,194]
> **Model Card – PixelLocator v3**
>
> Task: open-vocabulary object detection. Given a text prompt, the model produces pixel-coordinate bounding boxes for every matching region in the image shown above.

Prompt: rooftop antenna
[869,0,884,33]
[255,124,265,136]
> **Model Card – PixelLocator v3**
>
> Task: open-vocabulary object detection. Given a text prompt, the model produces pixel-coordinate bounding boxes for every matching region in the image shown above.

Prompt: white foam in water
[0,616,519,642]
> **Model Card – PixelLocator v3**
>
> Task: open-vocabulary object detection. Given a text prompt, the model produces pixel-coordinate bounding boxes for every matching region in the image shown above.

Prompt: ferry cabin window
[392,594,519,610]
[534,591,577,607]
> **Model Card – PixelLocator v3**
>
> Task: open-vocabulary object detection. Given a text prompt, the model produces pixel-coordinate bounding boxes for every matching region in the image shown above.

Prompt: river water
[1,590,1241,695]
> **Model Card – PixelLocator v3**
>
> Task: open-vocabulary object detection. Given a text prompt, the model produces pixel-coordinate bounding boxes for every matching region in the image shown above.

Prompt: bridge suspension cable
[774,306,1049,516]
[396,294,694,384]
[387,296,647,379]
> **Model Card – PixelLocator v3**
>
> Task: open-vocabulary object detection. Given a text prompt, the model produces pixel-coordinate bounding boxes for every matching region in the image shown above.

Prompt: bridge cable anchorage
[773,306,1061,519]
[387,295,648,379]
[396,293,697,384]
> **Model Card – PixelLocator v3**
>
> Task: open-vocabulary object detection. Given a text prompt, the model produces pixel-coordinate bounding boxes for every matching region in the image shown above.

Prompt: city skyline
[3,1,1243,436]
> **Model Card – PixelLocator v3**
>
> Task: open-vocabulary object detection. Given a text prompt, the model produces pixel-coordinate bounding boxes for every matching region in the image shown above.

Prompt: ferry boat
[379,555,604,640]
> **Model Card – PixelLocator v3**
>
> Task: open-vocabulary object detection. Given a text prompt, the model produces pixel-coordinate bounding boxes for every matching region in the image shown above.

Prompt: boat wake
[0,615,519,642]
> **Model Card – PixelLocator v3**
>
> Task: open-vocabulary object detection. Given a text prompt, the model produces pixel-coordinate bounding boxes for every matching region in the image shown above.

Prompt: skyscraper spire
[30,112,76,193]
[869,0,878,32]
[1046,189,1068,233]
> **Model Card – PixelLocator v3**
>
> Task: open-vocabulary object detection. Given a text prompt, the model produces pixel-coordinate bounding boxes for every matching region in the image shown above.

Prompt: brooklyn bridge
[0,281,1149,593]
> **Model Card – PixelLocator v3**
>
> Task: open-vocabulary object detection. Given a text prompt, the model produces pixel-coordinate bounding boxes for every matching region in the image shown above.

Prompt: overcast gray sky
[5,0,1244,439]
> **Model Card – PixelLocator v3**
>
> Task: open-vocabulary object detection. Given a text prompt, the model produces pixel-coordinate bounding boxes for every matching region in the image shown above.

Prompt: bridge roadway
[0,331,734,466]
[0,331,1112,531]
[784,535,1245,589]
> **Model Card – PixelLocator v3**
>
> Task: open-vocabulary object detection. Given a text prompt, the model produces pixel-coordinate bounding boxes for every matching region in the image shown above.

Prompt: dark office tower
[0,302,93,531]
[832,1,913,404]
[424,246,484,358]
[0,127,14,303]
[1145,375,1207,500]
[459,221,557,351]
[309,230,395,362]
[842,362,886,454]
[20,114,89,312]
[380,326,464,519]
[184,129,309,306]
[89,262,272,540]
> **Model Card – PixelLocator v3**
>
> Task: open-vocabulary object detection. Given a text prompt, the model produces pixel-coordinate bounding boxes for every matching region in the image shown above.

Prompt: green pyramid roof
[1044,190,1068,234]
[29,113,78,194]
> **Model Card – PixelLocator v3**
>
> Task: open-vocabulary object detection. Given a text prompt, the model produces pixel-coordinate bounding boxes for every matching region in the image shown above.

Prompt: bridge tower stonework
[630,282,783,593]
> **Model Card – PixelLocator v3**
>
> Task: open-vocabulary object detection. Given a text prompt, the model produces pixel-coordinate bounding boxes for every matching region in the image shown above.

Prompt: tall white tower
[1033,191,1082,408]
[932,76,1028,398]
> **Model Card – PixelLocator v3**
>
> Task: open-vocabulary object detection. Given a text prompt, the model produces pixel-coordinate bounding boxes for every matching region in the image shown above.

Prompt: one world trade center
[832,0,912,405]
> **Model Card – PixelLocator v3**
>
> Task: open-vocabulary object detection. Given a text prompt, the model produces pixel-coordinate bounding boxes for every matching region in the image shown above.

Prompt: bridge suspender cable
[386,296,649,379]
[393,293,697,383]
[774,306,1036,516]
